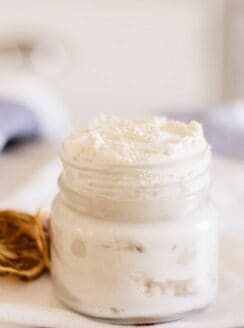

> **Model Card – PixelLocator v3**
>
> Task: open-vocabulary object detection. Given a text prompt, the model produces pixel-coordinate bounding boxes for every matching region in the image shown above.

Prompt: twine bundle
[0,209,50,280]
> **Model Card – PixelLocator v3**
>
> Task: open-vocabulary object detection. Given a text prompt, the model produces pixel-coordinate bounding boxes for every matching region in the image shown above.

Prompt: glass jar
[51,146,218,325]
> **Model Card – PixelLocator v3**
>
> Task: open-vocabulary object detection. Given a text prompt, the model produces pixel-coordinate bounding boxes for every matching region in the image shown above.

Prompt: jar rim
[60,143,211,170]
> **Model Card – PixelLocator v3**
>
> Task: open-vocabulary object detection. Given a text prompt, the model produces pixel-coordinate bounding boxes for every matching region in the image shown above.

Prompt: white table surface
[0,141,244,328]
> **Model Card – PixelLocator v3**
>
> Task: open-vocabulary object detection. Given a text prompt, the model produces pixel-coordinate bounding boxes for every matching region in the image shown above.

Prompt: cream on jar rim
[62,114,209,165]
[60,115,211,213]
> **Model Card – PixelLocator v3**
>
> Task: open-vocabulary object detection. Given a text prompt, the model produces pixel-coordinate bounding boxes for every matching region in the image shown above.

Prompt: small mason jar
[51,145,218,325]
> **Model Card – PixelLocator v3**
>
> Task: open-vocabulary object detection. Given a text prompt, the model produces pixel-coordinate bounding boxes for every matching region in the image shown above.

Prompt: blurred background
[0,0,243,206]
[0,0,226,123]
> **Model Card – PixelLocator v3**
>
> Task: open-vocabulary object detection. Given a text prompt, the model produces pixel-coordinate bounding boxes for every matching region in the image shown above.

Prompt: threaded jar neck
[58,147,211,222]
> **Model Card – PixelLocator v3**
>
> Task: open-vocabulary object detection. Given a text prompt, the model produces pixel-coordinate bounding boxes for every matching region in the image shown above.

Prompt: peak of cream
[63,115,208,164]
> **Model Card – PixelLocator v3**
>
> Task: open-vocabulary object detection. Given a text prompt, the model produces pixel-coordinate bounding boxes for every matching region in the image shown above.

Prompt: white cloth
[0,157,244,328]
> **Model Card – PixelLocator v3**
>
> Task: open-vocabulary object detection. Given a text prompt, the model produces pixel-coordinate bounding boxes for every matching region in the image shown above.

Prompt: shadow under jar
[51,146,218,325]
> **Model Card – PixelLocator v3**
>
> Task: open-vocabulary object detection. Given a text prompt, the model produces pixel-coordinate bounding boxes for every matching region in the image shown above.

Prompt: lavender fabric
[169,105,244,159]
[0,100,39,151]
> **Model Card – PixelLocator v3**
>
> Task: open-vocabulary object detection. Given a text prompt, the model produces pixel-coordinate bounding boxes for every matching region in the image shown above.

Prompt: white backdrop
[0,0,225,127]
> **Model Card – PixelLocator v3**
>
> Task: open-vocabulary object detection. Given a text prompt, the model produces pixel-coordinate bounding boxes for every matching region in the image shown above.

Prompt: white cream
[63,115,207,164]
[51,115,218,324]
